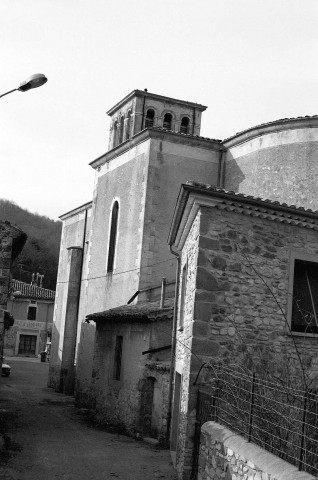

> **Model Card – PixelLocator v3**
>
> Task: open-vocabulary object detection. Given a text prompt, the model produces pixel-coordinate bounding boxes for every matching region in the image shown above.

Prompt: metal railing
[194,364,318,477]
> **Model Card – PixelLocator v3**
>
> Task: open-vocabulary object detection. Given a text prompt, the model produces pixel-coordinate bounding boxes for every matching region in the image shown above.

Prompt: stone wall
[174,204,318,479]
[174,213,201,479]
[198,421,315,480]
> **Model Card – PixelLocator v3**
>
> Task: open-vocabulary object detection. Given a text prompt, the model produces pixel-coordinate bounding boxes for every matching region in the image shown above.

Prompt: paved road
[0,358,176,480]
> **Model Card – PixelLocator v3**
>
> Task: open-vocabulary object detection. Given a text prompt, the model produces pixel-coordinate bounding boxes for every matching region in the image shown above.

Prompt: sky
[1,0,317,220]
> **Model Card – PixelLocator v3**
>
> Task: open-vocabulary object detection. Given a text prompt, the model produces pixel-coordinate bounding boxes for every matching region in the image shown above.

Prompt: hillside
[0,199,62,290]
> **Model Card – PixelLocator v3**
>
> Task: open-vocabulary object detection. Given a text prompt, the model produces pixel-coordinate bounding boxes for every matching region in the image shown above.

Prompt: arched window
[163,113,172,130]
[180,117,190,134]
[107,201,119,273]
[118,116,124,144]
[113,121,118,148]
[145,109,155,128]
[126,111,132,140]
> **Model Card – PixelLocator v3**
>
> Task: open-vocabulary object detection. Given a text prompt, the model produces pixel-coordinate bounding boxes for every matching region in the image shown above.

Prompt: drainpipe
[166,246,181,442]
[160,277,166,308]
[192,107,196,135]
[217,148,225,188]
[71,208,88,368]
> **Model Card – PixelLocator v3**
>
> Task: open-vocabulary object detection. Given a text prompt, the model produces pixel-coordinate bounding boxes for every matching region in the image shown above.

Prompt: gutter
[166,245,181,442]
[217,148,225,189]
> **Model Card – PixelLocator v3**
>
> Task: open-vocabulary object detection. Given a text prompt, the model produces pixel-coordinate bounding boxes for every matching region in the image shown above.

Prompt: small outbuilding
[86,299,174,441]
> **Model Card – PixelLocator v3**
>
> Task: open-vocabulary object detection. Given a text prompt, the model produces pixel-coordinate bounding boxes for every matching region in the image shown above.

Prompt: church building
[49,88,318,477]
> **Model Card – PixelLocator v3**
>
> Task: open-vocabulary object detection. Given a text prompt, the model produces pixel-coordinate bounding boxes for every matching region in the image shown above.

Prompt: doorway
[18,334,37,356]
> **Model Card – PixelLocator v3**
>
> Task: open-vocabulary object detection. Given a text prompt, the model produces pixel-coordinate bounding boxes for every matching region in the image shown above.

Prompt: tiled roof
[185,181,318,217]
[86,298,174,323]
[11,279,55,300]
[223,114,318,143]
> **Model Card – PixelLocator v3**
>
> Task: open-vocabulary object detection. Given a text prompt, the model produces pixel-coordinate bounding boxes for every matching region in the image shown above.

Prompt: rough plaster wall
[91,321,171,437]
[224,129,318,210]
[140,138,220,291]
[92,322,151,431]
[86,149,149,314]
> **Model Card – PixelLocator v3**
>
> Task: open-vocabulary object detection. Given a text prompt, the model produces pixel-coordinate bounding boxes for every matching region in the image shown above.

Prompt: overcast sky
[1,0,317,220]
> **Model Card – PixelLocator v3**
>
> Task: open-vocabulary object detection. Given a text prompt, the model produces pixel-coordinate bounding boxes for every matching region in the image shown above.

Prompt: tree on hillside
[0,199,62,290]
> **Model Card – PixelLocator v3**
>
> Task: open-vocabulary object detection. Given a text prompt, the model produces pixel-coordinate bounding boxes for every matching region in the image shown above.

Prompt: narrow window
[291,259,318,334]
[180,117,190,134]
[163,113,172,130]
[126,111,132,140]
[113,121,118,147]
[114,335,123,380]
[27,302,37,321]
[107,201,119,273]
[145,109,155,128]
[179,263,187,330]
[118,116,124,144]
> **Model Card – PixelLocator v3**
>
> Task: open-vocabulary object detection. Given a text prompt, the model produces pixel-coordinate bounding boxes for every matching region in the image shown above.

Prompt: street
[0,358,176,480]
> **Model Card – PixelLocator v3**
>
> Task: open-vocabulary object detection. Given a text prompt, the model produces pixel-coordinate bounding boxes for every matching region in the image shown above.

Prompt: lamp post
[0,74,48,99]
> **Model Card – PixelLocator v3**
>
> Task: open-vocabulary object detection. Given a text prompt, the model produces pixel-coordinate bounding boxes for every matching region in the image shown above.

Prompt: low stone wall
[198,422,316,480]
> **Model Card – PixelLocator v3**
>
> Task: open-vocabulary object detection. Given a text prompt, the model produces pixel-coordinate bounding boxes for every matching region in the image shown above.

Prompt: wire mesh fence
[194,363,318,477]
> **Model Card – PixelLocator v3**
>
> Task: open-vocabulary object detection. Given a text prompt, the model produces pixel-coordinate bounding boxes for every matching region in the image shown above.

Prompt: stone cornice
[106,89,207,116]
[89,128,223,170]
[223,115,318,148]
[169,182,318,250]
[59,201,92,221]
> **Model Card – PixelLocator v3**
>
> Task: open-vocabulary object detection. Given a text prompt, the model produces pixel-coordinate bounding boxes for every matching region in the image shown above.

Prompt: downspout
[166,245,181,442]
[71,208,88,367]
[217,148,225,188]
[192,107,196,135]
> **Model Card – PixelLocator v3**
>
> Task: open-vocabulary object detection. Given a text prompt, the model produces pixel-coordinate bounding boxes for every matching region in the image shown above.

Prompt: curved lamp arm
[0,74,48,99]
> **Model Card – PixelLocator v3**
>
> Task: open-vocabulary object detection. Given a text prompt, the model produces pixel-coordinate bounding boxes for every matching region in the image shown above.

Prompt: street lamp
[0,74,48,99]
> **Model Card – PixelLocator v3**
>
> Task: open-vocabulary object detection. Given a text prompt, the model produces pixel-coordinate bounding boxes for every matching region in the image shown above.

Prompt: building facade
[49,89,318,475]
[168,182,318,479]
[4,279,55,357]
[87,299,174,440]
[49,90,222,398]
[0,221,27,363]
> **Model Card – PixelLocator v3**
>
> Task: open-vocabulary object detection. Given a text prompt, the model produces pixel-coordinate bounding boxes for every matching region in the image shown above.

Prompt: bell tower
[106,89,207,150]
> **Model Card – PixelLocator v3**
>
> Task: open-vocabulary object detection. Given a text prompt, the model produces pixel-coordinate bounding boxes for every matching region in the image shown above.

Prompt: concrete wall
[4,298,54,356]
[198,421,315,480]
[174,205,318,479]
[224,122,318,210]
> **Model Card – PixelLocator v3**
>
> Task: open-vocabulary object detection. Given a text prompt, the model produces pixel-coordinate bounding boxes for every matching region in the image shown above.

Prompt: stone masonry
[169,183,318,479]
[198,421,315,480]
